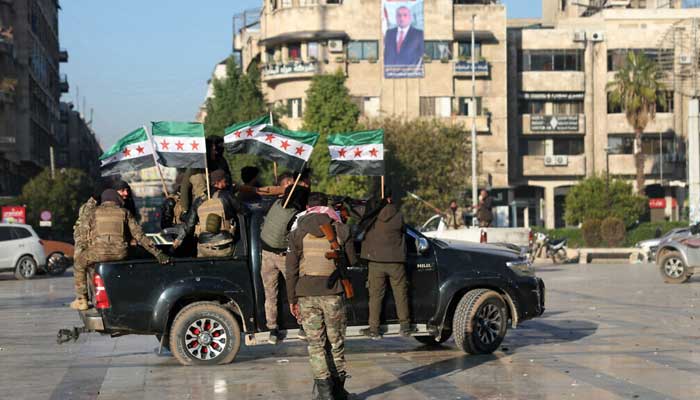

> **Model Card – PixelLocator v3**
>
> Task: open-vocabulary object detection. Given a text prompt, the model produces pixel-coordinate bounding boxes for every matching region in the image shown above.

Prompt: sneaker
[400,323,417,337]
[297,327,307,340]
[268,328,280,345]
[359,327,382,340]
[69,298,88,311]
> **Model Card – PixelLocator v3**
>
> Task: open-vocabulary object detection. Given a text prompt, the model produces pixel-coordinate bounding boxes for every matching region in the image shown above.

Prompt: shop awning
[259,31,350,47]
[453,30,499,44]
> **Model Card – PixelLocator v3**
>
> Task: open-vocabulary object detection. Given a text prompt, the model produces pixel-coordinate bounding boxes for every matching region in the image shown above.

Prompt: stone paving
[0,263,699,400]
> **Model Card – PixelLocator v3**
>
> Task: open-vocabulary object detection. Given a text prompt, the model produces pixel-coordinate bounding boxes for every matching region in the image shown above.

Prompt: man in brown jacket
[359,193,415,339]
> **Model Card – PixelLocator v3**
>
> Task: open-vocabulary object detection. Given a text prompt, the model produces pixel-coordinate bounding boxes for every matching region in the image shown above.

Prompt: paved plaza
[0,262,698,400]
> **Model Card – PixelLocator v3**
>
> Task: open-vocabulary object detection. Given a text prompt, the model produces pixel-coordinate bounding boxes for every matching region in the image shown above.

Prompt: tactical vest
[195,192,230,236]
[260,200,298,250]
[299,234,336,277]
[90,204,128,259]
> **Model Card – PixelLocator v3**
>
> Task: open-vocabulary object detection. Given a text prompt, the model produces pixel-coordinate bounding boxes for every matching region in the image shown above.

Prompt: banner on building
[530,115,579,132]
[382,0,424,79]
[1,206,26,224]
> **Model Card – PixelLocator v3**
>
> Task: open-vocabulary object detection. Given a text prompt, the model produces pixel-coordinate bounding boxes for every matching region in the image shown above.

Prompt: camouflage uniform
[72,197,97,300]
[261,250,287,329]
[298,295,347,379]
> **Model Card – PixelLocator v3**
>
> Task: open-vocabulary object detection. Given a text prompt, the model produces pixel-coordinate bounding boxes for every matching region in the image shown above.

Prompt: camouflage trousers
[261,250,287,329]
[73,247,126,298]
[299,295,347,379]
[197,242,234,258]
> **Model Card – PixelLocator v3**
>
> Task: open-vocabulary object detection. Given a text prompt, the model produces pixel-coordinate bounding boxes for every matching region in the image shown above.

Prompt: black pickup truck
[67,209,545,366]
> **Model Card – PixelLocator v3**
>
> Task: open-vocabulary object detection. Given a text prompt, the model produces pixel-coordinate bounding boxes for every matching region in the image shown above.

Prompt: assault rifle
[319,223,354,299]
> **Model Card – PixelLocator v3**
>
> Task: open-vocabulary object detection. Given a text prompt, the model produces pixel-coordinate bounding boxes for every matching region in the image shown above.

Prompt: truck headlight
[507,259,535,277]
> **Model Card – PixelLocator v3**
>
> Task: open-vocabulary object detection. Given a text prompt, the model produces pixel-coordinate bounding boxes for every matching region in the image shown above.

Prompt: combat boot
[331,372,349,400]
[69,297,89,311]
[311,378,333,400]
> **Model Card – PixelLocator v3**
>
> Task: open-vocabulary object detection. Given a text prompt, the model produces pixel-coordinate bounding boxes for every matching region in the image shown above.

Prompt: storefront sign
[531,115,579,132]
[263,61,318,77]
[520,92,585,101]
[649,198,678,209]
[454,61,489,73]
[1,206,26,224]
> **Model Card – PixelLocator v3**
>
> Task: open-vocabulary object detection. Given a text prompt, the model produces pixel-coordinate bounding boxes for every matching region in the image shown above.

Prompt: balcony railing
[262,61,320,82]
[453,60,489,77]
[59,49,68,63]
[59,74,69,93]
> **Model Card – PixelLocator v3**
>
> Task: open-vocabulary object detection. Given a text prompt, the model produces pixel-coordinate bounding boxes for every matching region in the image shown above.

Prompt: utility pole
[470,14,478,226]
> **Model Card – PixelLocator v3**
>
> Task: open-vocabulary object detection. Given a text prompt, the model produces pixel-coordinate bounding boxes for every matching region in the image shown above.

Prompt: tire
[155,334,171,353]
[414,334,450,346]
[659,251,691,284]
[14,256,37,280]
[453,289,508,355]
[169,302,241,366]
[552,248,568,264]
[46,252,69,276]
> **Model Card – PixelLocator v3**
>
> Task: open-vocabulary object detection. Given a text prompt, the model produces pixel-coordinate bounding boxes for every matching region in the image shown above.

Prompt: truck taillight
[480,230,487,243]
[93,274,111,309]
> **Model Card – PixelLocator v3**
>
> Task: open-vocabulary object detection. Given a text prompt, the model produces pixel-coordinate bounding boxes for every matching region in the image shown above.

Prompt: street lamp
[470,14,478,226]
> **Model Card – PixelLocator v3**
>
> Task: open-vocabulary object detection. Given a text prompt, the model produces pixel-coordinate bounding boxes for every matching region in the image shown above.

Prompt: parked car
[420,214,531,251]
[0,223,46,280]
[63,209,545,366]
[636,227,692,262]
[655,225,700,283]
[41,239,74,276]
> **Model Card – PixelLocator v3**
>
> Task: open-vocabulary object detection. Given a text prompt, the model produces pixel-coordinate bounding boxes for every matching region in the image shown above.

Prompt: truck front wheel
[453,289,508,355]
[169,302,241,366]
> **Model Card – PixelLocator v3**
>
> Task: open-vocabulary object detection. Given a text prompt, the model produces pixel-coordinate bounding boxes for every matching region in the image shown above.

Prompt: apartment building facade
[0,0,68,196]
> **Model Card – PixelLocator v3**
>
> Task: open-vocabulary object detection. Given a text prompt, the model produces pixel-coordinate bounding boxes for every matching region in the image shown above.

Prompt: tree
[17,169,94,241]
[564,176,647,227]
[302,70,366,197]
[607,51,666,194]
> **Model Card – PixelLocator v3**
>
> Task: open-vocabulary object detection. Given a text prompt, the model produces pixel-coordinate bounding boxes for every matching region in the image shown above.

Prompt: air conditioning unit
[544,155,568,166]
[590,32,605,42]
[544,156,555,166]
[680,54,693,65]
[573,30,586,43]
[328,40,344,53]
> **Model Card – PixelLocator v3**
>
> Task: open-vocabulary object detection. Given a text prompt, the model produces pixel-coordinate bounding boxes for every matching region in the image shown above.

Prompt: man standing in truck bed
[286,192,356,400]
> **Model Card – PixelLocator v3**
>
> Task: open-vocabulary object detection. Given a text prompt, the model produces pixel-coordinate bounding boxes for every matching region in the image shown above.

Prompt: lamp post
[605,146,611,207]
[470,14,478,226]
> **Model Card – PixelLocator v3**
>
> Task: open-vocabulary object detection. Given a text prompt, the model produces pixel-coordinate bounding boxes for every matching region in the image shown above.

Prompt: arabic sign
[531,115,579,132]
[1,206,26,224]
[454,61,489,74]
[263,62,318,77]
[520,92,585,101]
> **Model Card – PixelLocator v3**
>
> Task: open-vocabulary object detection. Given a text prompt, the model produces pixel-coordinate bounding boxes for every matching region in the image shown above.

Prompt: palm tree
[607,51,666,194]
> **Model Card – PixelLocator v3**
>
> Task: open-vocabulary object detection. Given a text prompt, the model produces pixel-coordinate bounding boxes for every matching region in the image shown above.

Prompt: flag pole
[204,148,211,200]
[283,163,305,209]
[270,110,278,183]
[381,176,385,199]
[144,125,169,197]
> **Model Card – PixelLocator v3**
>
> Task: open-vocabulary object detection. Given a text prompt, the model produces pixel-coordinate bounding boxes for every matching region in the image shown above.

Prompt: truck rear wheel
[169,302,241,366]
[453,289,508,355]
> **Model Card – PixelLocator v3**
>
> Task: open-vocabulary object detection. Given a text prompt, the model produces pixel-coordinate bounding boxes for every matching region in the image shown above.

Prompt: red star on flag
[338,148,347,158]
[191,141,199,150]
[265,134,275,143]
[280,140,290,151]
[234,130,242,138]
[369,148,378,157]
[122,147,131,157]
[295,146,305,156]
[354,148,363,158]
[136,145,145,154]
[175,141,184,151]
[160,140,169,150]
[246,128,254,137]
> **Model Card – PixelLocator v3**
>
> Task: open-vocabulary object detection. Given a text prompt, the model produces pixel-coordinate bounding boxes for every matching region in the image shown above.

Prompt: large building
[228,0,700,228]
[0,0,68,196]
[55,102,102,178]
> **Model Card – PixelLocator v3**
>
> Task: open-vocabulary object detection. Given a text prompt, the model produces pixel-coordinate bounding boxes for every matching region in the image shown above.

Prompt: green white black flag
[151,121,206,168]
[328,129,384,176]
[99,127,155,177]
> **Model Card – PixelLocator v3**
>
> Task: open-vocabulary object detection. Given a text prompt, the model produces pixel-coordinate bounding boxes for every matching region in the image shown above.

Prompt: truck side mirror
[417,237,430,254]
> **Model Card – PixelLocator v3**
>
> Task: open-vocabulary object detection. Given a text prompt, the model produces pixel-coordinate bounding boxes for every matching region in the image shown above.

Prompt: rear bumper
[79,309,105,332]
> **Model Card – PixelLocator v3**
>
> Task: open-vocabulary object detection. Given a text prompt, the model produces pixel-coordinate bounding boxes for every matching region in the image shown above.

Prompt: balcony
[453,60,490,78]
[449,115,490,132]
[59,49,68,63]
[521,114,585,135]
[519,71,585,92]
[608,154,682,176]
[522,154,586,176]
[59,74,69,93]
[261,61,320,83]
[606,113,675,134]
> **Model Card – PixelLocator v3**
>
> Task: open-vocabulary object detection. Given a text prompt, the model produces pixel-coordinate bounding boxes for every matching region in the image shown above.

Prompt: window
[266,47,275,63]
[347,41,378,60]
[607,92,623,113]
[287,98,302,118]
[642,135,674,155]
[287,43,301,60]
[281,0,292,7]
[0,227,11,242]
[552,101,583,114]
[553,138,584,155]
[351,96,381,117]
[458,97,482,116]
[608,136,634,154]
[522,139,546,156]
[518,100,545,115]
[420,97,452,117]
[299,0,319,5]
[307,42,320,60]
[10,227,32,239]
[458,42,481,60]
[657,91,673,113]
[519,50,584,72]
[607,49,673,71]
[424,41,452,60]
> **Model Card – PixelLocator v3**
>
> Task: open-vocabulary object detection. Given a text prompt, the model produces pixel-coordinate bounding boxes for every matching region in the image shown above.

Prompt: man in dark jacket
[384,6,424,66]
[476,189,494,227]
[286,192,355,400]
[359,193,414,338]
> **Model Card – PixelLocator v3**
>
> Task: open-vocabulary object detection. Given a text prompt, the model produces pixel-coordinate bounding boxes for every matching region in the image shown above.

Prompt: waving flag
[226,124,319,171]
[328,129,385,176]
[99,127,155,177]
[223,115,271,147]
[151,121,206,168]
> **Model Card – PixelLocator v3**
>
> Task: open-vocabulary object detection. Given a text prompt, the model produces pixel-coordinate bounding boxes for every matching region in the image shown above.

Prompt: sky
[59,0,541,149]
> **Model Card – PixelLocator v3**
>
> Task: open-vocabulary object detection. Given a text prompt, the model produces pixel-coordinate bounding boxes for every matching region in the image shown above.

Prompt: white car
[0,223,46,280]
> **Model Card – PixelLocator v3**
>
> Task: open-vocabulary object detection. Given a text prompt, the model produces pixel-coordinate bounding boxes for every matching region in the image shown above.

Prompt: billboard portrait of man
[383,0,424,78]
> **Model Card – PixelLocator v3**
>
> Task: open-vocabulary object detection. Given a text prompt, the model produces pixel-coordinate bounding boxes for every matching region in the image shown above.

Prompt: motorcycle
[529,232,568,264]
